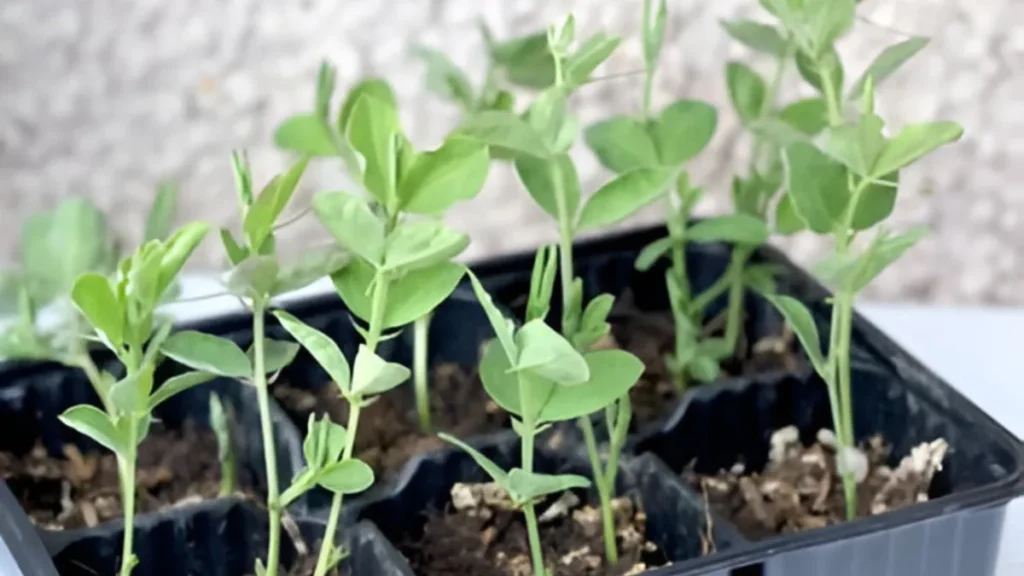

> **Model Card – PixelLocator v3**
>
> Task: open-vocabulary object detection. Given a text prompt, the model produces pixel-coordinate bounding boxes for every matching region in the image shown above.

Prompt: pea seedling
[57,221,211,576]
[442,260,643,575]
[457,15,658,564]
[752,0,962,519]
[208,393,237,497]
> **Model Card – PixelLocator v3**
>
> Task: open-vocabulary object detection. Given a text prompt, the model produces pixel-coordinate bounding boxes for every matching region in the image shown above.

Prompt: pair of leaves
[241,157,310,254]
[224,249,350,300]
[439,433,590,506]
[160,330,298,383]
[332,259,466,331]
[687,214,771,247]
[761,0,855,58]
[397,138,490,215]
[818,120,964,181]
[720,19,788,57]
[813,227,928,294]
[283,415,374,504]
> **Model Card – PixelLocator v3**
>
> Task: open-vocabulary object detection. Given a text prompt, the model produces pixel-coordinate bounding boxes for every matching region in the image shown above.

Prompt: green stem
[118,425,138,576]
[580,417,618,564]
[252,303,283,576]
[834,290,857,520]
[517,376,546,576]
[689,274,732,318]
[723,247,752,355]
[413,313,432,432]
[749,48,790,175]
[219,449,237,498]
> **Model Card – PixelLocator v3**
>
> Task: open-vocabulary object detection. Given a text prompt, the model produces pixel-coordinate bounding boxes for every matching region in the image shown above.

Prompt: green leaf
[796,48,844,94]
[635,236,673,272]
[71,273,123,348]
[871,122,964,178]
[537,349,644,423]
[654,100,718,166]
[244,157,309,251]
[688,355,720,382]
[514,154,580,221]
[249,339,301,375]
[438,432,511,486]
[850,172,899,230]
[743,262,781,294]
[848,37,929,100]
[382,221,470,273]
[782,142,848,234]
[110,366,154,414]
[304,414,347,469]
[526,245,558,323]
[225,256,280,298]
[583,117,658,173]
[749,118,810,147]
[817,115,885,177]
[573,293,614,350]
[726,62,767,124]
[158,222,210,297]
[457,111,550,159]
[774,193,807,235]
[720,19,788,56]
[312,192,385,266]
[316,459,375,495]
[273,248,350,295]
[577,168,673,230]
[59,405,126,456]
[507,470,590,503]
[147,371,215,411]
[491,31,556,89]
[274,115,338,156]
[780,98,829,135]
[805,0,855,56]
[350,345,410,396]
[162,331,252,379]
[274,310,351,393]
[564,33,621,87]
[527,87,576,154]
[764,294,826,376]
[478,340,525,416]
[338,78,398,133]
[345,92,402,204]
[414,46,475,109]
[332,260,464,329]
[398,139,490,214]
[643,0,667,69]
[513,319,590,386]
[145,182,177,242]
[818,227,927,293]
[219,229,247,266]
[687,214,770,246]
[467,272,518,361]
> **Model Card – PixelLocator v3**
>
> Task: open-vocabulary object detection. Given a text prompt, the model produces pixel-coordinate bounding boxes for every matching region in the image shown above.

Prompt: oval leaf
[577,168,674,230]
[687,214,770,246]
[248,339,301,375]
[59,405,126,456]
[848,37,929,100]
[162,331,252,379]
[71,273,123,348]
[583,117,658,173]
[382,221,469,274]
[538,349,643,423]
[764,294,826,376]
[345,92,401,204]
[514,154,581,221]
[479,340,524,417]
[316,459,375,495]
[654,100,718,166]
[458,111,550,158]
[726,62,766,124]
[781,142,849,234]
[274,311,351,393]
[634,236,674,272]
[720,19,788,56]
[148,371,215,411]
[398,139,491,215]
[774,193,808,235]
[780,98,829,135]
[225,256,280,298]
[871,122,964,179]
[312,192,385,266]
[274,115,338,157]
[513,320,589,386]
[350,344,411,396]
[273,248,350,295]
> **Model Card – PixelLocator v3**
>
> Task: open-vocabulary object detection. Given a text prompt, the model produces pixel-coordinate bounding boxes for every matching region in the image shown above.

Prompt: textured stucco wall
[1,0,1022,302]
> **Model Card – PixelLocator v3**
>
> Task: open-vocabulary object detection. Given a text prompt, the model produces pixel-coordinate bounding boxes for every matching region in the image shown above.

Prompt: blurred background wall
[0,0,1021,303]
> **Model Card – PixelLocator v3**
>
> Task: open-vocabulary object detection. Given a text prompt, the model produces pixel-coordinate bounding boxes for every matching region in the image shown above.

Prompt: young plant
[163,155,349,576]
[57,222,211,576]
[442,260,643,576]
[752,0,963,519]
[208,393,237,497]
[456,16,657,564]
[275,63,490,436]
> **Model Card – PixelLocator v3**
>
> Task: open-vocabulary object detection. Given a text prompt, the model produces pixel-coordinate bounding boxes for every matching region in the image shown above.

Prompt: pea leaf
[312,192,385,266]
[225,256,280,298]
[720,19,788,56]
[304,415,347,469]
[110,367,154,414]
[687,214,770,246]
[764,294,826,376]
[781,142,848,234]
[157,222,211,297]
[316,459,375,495]
[513,320,590,386]
[780,98,829,135]
[332,259,464,329]
[526,245,558,323]
[654,100,718,166]
[848,37,929,99]
[71,273,123,348]
[145,182,177,242]
[247,339,301,375]
[635,236,673,271]
[162,331,252,379]
[805,0,855,56]
[244,157,309,251]
[467,272,518,361]
[479,340,525,416]
[273,248,350,295]
[584,117,659,173]
[573,293,614,350]
[749,118,809,147]
[850,172,899,230]
[538,349,644,423]
[414,46,475,109]
[726,62,767,124]
[490,31,556,89]
[345,92,401,204]
[797,48,844,94]
[871,122,964,178]
[382,221,469,274]
[274,115,338,156]
[514,154,580,221]
[688,356,720,382]
[147,371,215,411]
[774,193,808,235]
[274,310,351,393]
[350,345,411,396]
[565,33,621,87]
[577,168,674,231]
[59,405,126,456]
[219,229,247,266]
[507,470,590,503]
[527,87,575,155]
[817,115,885,177]
[458,111,550,158]
[438,432,511,486]
[398,139,490,214]
[338,79,397,134]
[817,227,927,293]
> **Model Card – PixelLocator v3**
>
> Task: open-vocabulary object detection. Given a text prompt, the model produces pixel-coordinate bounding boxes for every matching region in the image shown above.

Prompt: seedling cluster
[0,0,963,574]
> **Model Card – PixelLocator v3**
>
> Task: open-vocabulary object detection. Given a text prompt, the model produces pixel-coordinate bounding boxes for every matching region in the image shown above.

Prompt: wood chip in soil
[0,421,250,530]
[273,363,508,479]
[401,482,668,576]
[687,426,948,540]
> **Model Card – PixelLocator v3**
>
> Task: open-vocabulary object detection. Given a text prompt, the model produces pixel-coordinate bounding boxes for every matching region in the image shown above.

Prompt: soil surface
[0,422,245,530]
[401,483,668,576]
[610,293,801,427]
[273,363,508,479]
[687,427,948,540]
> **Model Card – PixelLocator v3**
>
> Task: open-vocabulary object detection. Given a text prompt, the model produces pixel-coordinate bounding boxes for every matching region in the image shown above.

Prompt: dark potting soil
[401,483,668,576]
[686,427,948,540]
[273,363,508,479]
[609,293,800,427]
[0,421,248,529]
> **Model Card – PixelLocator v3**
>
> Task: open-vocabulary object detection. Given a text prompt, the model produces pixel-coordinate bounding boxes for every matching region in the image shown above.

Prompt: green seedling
[750,0,962,519]
[443,262,643,575]
[274,62,490,437]
[57,221,211,576]
[276,64,489,576]
[164,154,349,576]
[209,393,237,497]
[456,15,653,564]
